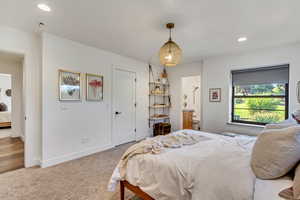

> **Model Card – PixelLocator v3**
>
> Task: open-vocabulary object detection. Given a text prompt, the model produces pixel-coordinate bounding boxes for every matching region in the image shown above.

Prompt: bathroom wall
[181,76,201,121]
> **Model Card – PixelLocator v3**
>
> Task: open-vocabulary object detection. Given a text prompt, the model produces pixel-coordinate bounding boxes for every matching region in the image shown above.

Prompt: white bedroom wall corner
[41,33,151,167]
[24,32,43,167]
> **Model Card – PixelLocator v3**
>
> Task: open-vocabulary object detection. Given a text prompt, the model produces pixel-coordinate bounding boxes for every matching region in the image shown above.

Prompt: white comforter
[110,130,259,200]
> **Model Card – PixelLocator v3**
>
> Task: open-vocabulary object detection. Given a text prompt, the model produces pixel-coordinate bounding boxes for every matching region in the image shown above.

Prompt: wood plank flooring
[0,137,24,174]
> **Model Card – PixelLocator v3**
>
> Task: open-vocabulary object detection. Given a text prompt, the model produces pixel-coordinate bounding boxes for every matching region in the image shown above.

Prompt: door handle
[115,111,122,115]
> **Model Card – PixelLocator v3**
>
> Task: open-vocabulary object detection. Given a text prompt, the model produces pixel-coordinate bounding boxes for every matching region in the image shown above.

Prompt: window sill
[227,122,265,128]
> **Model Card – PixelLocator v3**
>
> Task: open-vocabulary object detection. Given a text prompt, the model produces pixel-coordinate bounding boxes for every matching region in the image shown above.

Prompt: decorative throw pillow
[251,126,300,179]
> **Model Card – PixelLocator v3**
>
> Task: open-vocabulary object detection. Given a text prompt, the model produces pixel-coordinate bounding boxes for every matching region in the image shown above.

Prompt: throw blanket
[108,132,209,191]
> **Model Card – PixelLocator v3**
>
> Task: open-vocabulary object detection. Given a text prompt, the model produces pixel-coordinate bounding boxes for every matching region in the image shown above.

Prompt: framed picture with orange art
[86,73,103,101]
[209,88,221,102]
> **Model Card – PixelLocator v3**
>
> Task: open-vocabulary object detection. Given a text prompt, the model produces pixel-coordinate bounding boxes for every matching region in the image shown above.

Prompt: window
[231,65,289,125]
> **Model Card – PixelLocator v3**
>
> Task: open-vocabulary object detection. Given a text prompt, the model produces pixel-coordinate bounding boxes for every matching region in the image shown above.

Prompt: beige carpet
[0,143,135,200]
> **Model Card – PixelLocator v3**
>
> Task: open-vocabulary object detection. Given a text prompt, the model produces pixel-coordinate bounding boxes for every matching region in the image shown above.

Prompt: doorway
[0,52,24,173]
[0,74,12,139]
[112,68,136,146]
[181,75,201,130]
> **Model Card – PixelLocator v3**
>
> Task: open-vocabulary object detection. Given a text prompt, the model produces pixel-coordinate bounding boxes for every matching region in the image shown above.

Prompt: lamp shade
[159,39,182,67]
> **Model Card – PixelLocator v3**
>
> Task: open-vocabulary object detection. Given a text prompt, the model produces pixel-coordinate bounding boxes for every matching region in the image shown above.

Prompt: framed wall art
[58,70,81,101]
[209,88,221,102]
[86,73,103,101]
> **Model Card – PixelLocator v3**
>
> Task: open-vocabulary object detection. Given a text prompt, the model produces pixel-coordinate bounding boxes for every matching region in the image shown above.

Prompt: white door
[113,68,136,146]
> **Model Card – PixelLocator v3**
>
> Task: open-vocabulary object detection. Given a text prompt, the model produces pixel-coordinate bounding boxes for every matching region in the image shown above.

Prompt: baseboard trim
[25,158,42,168]
[41,144,113,168]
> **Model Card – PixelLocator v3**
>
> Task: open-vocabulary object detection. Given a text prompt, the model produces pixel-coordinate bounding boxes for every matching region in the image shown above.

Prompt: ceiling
[1,0,300,64]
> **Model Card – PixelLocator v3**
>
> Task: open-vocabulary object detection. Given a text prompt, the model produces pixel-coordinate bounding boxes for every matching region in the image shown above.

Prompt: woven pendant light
[159,23,182,67]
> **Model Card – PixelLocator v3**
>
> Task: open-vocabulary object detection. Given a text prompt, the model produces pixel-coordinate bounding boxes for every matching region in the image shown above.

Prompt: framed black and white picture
[209,88,221,102]
[58,70,81,101]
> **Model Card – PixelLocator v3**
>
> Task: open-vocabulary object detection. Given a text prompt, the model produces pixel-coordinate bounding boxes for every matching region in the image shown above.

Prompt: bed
[0,111,11,128]
[109,130,292,200]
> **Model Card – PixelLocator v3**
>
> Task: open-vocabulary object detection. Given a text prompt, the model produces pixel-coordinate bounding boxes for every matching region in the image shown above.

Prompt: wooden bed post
[120,181,125,200]
[120,180,155,200]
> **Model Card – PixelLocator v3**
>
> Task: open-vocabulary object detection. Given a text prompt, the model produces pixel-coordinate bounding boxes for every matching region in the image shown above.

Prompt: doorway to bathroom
[181,76,201,130]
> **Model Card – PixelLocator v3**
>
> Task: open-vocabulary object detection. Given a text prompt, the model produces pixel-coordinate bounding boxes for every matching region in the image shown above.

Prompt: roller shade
[232,65,289,86]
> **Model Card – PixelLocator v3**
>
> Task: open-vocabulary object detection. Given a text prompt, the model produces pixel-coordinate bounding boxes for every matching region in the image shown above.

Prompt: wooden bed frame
[120,180,154,200]
[0,122,11,128]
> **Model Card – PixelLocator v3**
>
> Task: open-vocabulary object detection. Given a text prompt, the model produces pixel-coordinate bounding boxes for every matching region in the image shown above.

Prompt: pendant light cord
[168,28,172,53]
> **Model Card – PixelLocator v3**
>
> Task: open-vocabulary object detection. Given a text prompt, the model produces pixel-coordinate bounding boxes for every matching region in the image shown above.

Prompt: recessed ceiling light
[37,3,51,12]
[238,37,248,43]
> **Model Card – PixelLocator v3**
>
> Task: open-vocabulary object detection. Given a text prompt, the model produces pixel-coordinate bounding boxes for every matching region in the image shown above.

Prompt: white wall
[167,62,202,130]
[0,26,42,167]
[42,33,155,167]
[202,43,300,135]
[0,60,23,138]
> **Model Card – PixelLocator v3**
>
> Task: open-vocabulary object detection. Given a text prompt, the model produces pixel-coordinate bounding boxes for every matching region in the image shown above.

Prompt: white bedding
[0,111,11,122]
[109,130,291,200]
[254,176,293,200]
